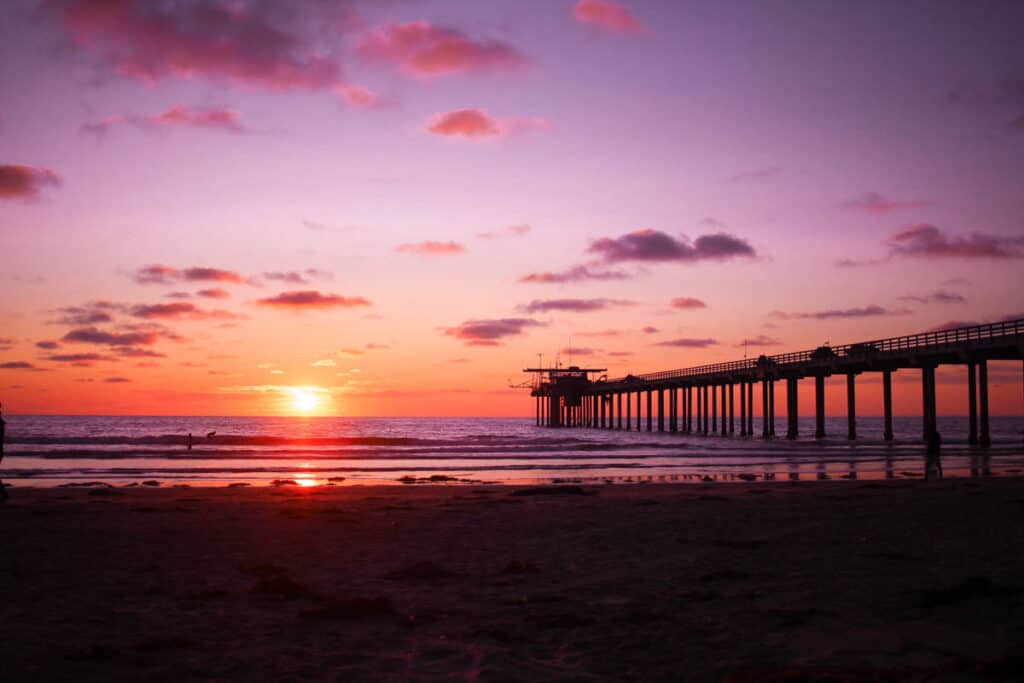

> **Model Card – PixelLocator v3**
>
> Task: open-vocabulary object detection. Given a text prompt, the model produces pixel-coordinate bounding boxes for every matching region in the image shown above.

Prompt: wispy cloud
[133,265,246,285]
[129,302,242,321]
[54,0,374,105]
[728,167,781,183]
[897,290,966,304]
[197,288,230,300]
[518,263,632,284]
[256,290,371,310]
[735,335,781,348]
[396,241,466,255]
[653,338,717,348]
[561,346,600,356]
[519,298,634,313]
[425,109,548,140]
[261,269,332,285]
[842,192,929,213]
[0,164,61,200]
[770,305,912,320]
[0,361,42,371]
[836,225,1024,266]
[670,297,707,310]
[478,224,531,240]
[82,105,248,138]
[53,301,120,325]
[572,0,645,33]
[63,327,158,346]
[358,21,528,78]
[443,318,543,346]
[888,225,1024,259]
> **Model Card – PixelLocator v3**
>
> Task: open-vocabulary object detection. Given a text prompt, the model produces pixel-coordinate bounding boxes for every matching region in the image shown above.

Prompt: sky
[1,0,1022,417]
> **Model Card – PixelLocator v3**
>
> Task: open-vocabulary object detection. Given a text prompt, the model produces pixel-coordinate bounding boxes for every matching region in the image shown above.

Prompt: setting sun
[290,388,320,413]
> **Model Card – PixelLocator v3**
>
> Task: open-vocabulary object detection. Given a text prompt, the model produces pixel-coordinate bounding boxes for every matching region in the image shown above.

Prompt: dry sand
[1,478,1023,682]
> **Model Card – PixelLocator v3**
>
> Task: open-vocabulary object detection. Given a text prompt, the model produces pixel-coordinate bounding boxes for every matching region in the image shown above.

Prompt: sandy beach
[1,479,1022,681]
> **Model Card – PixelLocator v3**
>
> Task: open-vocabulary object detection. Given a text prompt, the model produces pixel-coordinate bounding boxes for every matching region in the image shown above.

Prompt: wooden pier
[526,318,1024,445]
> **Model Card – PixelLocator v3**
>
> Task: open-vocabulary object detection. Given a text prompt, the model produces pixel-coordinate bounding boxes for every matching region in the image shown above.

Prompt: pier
[525,318,1024,445]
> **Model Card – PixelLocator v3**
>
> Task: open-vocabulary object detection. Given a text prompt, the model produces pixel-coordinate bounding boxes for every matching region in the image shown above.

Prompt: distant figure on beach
[0,402,8,500]
[187,432,193,451]
[926,431,943,479]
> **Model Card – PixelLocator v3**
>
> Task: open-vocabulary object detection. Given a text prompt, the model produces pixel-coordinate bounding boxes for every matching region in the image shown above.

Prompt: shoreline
[3,478,1023,680]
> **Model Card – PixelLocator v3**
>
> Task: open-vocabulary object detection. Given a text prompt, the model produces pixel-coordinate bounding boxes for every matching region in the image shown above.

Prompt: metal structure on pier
[525,318,1024,446]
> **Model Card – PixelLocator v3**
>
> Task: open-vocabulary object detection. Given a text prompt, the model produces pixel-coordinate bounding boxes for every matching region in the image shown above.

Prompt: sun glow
[289,387,320,413]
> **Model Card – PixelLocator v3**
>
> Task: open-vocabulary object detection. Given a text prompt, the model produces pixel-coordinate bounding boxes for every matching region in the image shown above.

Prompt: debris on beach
[509,485,594,497]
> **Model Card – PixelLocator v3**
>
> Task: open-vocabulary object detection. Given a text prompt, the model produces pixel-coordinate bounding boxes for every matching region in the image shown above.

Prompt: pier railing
[603,318,1024,385]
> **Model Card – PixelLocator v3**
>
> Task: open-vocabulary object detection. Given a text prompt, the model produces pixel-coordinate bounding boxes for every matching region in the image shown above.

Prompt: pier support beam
[847,374,857,440]
[711,385,718,434]
[720,384,728,436]
[702,385,709,434]
[968,362,978,445]
[883,371,893,442]
[617,393,623,430]
[681,387,687,432]
[761,380,770,439]
[922,365,937,446]
[728,383,735,434]
[670,388,678,432]
[549,395,560,428]
[814,375,826,439]
[690,387,695,433]
[749,381,756,436]
[979,360,991,447]
[657,389,665,432]
[786,378,798,439]
[739,381,747,436]
[626,391,632,431]
[768,380,776,437]
[686,386,693,433]
[646,391,653,432]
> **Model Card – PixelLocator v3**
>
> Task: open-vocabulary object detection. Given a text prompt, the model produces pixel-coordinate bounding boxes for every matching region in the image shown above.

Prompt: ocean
[1,415,1023,487]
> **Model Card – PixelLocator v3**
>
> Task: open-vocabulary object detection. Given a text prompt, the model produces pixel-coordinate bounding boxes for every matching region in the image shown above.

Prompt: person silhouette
[0,402,7,500]
[187,432,193,451]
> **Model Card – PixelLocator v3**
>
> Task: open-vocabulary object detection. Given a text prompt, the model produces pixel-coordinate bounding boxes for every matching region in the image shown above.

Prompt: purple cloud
[519,298,634,313]
[653,338,718,348]
[887,225,1024,259]
[587,230,755,263]
[671,297,707,310]
[728,167,781,183]
[770,305,912,320]
[0,164,62,200]
[898,290,966,304]
[63,327,159,346]
[443,318,543,346]
[735,335,782,348]
[843,192,929,213]
[518,264,632,283]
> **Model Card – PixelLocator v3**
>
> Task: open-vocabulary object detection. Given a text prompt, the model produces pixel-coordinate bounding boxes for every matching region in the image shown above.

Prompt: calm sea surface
[2,415,1023,487]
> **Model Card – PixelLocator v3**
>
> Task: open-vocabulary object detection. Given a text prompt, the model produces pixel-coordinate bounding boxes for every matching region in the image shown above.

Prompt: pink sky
[1,0,1022,416]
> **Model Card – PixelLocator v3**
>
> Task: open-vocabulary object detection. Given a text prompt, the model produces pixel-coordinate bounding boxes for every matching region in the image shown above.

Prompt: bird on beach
[206,431,216,439]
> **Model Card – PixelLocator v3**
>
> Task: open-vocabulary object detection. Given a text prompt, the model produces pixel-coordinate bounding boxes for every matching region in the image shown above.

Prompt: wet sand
[1,478,1023,681]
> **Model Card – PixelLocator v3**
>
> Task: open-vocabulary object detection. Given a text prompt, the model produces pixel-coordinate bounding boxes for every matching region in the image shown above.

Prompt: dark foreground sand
[1,479,1023,682]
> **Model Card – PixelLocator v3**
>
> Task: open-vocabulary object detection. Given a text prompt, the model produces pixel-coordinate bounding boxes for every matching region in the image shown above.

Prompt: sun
[290,388,320,413]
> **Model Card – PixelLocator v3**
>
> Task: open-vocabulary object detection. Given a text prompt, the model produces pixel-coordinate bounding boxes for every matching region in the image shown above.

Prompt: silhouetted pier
[525,319,1024,446]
